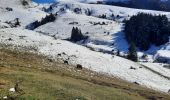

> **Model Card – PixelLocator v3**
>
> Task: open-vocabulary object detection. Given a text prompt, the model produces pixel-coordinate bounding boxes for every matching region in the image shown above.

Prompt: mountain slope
[0,0,47,27]
[1,48,170,100]
[35,0,170,62]
[1,28,170,93]
[1,0,170,95]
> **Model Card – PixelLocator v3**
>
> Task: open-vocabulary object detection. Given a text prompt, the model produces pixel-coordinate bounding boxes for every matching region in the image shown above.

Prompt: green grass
[0,48,170,100]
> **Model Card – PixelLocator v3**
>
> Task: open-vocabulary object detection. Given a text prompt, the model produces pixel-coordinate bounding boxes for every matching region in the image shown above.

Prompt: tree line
[124,13,170,50]
[103,0,170,12]
[26,13,56,30]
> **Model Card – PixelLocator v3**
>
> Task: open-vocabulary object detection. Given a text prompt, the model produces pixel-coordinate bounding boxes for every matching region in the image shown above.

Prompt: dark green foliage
[141,54,148,59]
[127,43,138,62]
[14,18,20,27]
[85,8,92,16]
[125,13,170,50]
[117,50,120,56]
[21,0,29,6]
[70,27,87,42]
[74,8,82,14]
[99,14,106,19]
[105,0,170,12]
[26,13,56,30]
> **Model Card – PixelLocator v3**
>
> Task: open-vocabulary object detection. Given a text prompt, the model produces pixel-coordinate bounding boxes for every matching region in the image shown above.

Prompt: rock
[130,66,136,70]
[48,58,53,62]
[3,96,8,99]
[133,82,139,85]
[64,60,68,64]
[6,7,13,11]
[76,64,83,70]
[62,52,66,55]
[57,53,61,56]
[9,88,15,92]
[8,38,13,41]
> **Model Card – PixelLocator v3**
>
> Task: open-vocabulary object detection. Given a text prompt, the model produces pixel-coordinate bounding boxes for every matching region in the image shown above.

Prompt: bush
[85,8,92,16]
[98,14,106,19]
[76,64,83,70]
[74,8,82,14]
[163,64,170,69]
[141,54,148,60]
[21,0,29,6]
[6,7,13,11]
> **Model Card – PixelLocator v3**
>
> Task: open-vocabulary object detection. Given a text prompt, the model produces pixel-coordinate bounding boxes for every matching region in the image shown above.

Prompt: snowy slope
[35,0,170,55]
[1,0,170,93]
[141,63,170,79]
[57,0,130,3]
[0,0,47,28]
[35,12,129,53]
[53,0,170,19]
[153,42,170,63]
[1,28,170,92]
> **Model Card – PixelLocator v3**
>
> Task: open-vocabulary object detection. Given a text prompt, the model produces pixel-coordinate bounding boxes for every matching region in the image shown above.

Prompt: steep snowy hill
[53,0,170,18]
[0,0,47,27]
[1,28,170,92]
[1,0,170,94]
[34,0,170,58]
[35,12,128,53]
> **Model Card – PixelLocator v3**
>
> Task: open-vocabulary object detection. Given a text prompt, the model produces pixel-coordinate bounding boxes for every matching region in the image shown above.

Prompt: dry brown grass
[0,48,170,100]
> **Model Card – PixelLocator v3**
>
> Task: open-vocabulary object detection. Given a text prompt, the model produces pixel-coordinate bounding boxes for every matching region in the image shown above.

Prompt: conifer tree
[71,27,86,42]
[127,43,138,62]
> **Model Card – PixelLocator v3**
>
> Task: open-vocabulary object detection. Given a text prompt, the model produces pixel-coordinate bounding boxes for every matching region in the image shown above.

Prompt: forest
[124,13,170,50]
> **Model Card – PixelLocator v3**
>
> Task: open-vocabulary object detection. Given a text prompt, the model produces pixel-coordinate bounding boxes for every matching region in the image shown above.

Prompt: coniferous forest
[104,0,170,12]
[124,13,170,50]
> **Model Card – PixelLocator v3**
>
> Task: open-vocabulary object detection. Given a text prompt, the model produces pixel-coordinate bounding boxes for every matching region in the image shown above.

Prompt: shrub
[21,0,29,6]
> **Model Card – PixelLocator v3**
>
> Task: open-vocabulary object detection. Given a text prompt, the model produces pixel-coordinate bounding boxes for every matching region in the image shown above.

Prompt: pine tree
[14,18,20,27]
[117,50,120,56]
[70,27,87,42]
[127,43,138,62]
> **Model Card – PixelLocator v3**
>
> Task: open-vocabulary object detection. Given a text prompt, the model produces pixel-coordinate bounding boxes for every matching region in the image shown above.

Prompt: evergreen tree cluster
[127,43,138,62]
[70,27,88,42]
[21,0,29,6]
[104,0,170,12]
[125,13,170,50]
[5,18,20,28]
[98,14,107,19]
[73,8,82,14]
[27,13,56,30]
[85,8,92,16]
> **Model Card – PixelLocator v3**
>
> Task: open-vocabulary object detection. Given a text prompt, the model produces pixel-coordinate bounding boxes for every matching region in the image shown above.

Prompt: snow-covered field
[54,0,170,19]
[0,0,47,27]
[141,63,170,79]
[1,28,170,93]
[35,12,129,53]
[1,0,170,93]
[35,0,170,59]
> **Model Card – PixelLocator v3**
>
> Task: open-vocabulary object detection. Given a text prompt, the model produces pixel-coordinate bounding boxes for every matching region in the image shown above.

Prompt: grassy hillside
[0,48,170,100]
